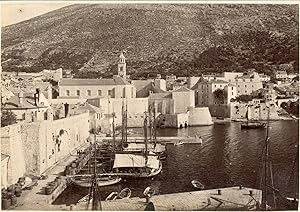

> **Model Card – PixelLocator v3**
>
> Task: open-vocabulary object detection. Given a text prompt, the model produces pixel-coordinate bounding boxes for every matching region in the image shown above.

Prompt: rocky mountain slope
[1,4,298,78]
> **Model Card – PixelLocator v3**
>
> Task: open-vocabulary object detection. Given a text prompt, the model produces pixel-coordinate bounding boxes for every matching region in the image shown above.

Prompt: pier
[101,136,202,144]
[75,186,262,211]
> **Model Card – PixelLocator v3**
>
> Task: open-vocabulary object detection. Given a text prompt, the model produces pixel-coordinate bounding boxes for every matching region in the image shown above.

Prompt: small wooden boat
[191,180,204,190]
[174,141,184,146]
[105,192,119,201]
[241,122,266,129]
[71,175,121,188]
[118,188,132,199]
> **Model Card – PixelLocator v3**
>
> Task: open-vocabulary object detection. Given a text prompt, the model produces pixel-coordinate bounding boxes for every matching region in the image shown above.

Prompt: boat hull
[113,162,162,178]
[241,122,266,129]
[71,176,121,188]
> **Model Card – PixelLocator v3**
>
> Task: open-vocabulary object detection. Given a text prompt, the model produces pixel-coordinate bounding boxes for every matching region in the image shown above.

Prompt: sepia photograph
[0,1,299,210]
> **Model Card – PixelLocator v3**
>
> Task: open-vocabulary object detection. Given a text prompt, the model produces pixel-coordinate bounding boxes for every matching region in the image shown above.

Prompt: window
[76,90,80,96]
[98,90,102,96]
[87,90,91,96]
[214,85,216,87]
[108,90,112,96]
[119,66,123,72]
[232,92,234,95]
[66,90,70,96]
[245,85,247,88]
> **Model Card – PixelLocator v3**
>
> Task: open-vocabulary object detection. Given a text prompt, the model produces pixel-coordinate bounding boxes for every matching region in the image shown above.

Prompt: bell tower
[118,51,126,79]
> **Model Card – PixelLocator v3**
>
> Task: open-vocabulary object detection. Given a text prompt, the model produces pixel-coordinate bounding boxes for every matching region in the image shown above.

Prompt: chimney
[64,103,69,118]
[18,91,24,105]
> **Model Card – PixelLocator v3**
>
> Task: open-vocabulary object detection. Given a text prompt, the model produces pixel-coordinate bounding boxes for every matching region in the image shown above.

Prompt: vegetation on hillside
[1,4,298,78]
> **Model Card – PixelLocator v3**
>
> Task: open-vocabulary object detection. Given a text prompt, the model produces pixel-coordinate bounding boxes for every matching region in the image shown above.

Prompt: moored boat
[71,175,121,188]
[241,121,266,129]
[191,180,205,190]
[112,153,162,178]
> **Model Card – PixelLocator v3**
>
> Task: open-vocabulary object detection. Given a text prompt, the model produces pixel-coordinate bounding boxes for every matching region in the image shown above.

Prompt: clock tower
[118,51,126,79]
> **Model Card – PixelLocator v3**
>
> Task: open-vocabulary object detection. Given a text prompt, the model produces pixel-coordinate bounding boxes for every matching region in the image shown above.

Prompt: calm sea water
[54,121,299,210]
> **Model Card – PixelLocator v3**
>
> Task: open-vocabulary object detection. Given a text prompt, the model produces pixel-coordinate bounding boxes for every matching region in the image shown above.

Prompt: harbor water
[53,120,298,210]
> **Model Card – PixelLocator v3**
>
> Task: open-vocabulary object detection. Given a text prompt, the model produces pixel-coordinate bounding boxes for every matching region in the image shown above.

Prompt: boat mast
[144,111,148,166]
[125,98,128,144]
[91,132,102,210]
[112,111,116,153]
[262,107,270,210]
[121,100,125,147]
[149,105,152,142]
[153,106,157,143]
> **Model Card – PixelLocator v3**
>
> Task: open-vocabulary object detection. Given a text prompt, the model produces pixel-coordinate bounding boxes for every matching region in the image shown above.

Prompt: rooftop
[210,79,228,84]
[3,92,48,109]
[149,92,172,99]
[1,153,9,161]
[59,77,130,86]
[172,86,191,92]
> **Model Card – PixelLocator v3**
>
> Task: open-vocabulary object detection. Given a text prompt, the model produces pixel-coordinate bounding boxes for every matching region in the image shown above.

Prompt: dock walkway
[75,186,262,211]
[11,142,90,210]
[102,136,202,144]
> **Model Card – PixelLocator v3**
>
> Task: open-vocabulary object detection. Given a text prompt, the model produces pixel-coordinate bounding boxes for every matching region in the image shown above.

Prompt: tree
[213,89,227,104]
[1,110,17,127]
[235,95,253,103]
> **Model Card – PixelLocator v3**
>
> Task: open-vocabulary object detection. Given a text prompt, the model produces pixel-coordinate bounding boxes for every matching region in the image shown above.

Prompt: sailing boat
[241,105,266,129]
[122,105,167,158]
[259,108,298,211]
[112,111,163,178]
[70,132,121,187]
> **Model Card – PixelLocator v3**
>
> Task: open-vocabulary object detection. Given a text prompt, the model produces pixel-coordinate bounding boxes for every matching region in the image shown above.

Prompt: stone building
[58,76,136,99]
[41,68,63,81]
[132,79,166,98]
[193,78,229,106]
[2,90,51,122]
[171,87,195,114]
[87,97,149,129]
[235,72,263,96]
[275,71,288,80]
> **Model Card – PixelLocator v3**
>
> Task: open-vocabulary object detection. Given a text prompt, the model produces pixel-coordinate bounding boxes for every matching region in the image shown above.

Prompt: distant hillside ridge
[1,4,298,78]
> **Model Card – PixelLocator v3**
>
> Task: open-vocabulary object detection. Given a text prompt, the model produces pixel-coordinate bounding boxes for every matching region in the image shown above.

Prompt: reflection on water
[54,121,298,210]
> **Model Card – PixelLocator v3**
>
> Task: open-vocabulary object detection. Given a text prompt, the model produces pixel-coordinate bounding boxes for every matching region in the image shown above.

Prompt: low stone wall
[1,124,26,185]
[231,103,280,120]
[189,107,213,126]
[208,104,231,118]
[2,113,90,179]
[49,98,87,105]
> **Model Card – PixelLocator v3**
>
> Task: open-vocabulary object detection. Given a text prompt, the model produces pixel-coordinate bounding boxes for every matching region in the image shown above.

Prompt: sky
[1,3,72,27]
